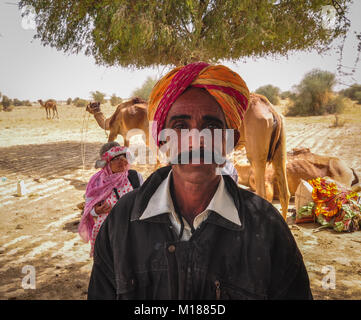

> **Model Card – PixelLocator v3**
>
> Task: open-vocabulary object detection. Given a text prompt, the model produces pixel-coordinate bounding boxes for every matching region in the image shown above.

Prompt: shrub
[66,98,72,105]
[339,84,361,103]
[285,69,336,116]
[255,85,280,105]
[325,95,346,114]
[131,76,158,101]
[1,95,11,108]
[280,90,292,99]
[75,99,88,108]
[13,98,23,106]
[90,91,106,104]
[110,94,123,106]
[354,91,361,104]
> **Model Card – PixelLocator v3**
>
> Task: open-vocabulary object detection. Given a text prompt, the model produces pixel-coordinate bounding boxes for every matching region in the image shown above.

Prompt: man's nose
[188,129,205,150]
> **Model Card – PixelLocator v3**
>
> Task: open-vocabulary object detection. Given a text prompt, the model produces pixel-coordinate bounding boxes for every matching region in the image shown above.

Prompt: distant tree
[280,90,294,100]
[110,94,123,106]
[339,84,361,103]
[354,91,361,104]
[73,97,80,104]
[23,100,32,106]
[66,97,72,105]
[255,85,280,105]
[13,98,23,106]
[131,77,158,101]
[286,69,337,116]
[1,95,11,108]
[75,99,88,108]
[91,91,106,104]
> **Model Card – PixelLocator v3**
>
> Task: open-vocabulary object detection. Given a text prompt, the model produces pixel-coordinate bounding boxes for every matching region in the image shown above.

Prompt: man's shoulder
[232,185,289,230]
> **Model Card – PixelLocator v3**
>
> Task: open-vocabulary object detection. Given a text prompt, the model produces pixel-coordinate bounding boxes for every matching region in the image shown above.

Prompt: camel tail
[267,104,282,162]
[351,168,359,186]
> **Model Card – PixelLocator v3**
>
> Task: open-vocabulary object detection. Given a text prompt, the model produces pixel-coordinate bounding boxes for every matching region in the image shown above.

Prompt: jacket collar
[130,166,242,230]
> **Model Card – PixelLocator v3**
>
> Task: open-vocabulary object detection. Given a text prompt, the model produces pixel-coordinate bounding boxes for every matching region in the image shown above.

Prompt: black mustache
[170,148,226,164]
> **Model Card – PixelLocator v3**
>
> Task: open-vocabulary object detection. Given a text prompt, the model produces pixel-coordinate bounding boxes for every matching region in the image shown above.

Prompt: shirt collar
[139,169,241,226]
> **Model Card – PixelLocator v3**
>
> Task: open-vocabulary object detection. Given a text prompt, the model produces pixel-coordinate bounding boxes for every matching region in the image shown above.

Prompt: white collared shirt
[140,170,241,241]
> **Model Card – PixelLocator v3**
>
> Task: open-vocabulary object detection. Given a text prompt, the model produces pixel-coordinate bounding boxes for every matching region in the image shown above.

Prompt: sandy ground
[0,103,361,300]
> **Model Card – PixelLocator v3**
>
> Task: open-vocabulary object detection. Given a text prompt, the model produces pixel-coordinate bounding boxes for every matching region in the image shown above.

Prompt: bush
[339,84,361,103]
[285,69,336,116]
[131,76,158,101]
[1,95,11,108]
[75,99,88,108]
[255,85,280,105]
[324,95,346,114]
[354,91,361,104]
[13,98,23,106]
[90,91,106,104]
[66,98,72,105]
[110,94,123,106]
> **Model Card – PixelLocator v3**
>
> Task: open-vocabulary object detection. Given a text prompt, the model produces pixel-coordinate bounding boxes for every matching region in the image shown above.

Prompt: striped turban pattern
[148,62,250,146]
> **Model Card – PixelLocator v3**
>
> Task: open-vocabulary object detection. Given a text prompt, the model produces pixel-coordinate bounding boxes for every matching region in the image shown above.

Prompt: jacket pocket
[116,272,152,299]
[213,279,266,300]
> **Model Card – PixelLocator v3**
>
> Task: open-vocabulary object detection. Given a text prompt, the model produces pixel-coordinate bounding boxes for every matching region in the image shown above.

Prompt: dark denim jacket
[88,166,313,300]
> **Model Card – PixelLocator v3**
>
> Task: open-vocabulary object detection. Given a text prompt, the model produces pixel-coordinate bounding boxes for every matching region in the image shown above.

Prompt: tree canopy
[131,76,158,100]
[19,0,353,68]
[286,69,345,116]
[255,84,280,105]
[90,90,106,104]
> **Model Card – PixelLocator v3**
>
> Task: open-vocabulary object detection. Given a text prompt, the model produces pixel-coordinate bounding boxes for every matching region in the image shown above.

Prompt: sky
[0,1,360,102]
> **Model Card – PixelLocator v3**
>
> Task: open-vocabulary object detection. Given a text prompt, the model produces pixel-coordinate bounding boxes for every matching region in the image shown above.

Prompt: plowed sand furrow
[286,126,321,150]
[1,180,71,206]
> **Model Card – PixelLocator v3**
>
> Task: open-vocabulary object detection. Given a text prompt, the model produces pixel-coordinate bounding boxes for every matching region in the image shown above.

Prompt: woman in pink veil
[78,142,143,257]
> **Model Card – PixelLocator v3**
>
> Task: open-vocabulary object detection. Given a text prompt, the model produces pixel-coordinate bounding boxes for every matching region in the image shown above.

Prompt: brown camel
[235,93,290,219]
[38,99,59,119]
[86,98,149,147]
[235,147,359,201]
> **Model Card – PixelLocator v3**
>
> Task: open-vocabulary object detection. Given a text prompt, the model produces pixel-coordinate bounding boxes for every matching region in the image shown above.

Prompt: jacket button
[168,245,176,253]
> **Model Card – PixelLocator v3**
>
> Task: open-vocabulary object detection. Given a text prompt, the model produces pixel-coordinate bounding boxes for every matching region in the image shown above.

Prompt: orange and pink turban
[148,61,250,146]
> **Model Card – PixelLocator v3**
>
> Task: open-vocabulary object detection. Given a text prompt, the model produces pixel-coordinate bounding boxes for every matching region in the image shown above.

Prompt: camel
[38,99,59,119]
[235,93,290,219]
[86,98,149,147]
[234,147,359,201]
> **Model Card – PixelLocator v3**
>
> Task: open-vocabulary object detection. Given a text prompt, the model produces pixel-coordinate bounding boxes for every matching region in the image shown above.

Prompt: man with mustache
[88,62,312,300]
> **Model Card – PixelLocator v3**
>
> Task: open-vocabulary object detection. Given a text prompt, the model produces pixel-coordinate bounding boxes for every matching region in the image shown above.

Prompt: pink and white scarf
[78,146,130,243]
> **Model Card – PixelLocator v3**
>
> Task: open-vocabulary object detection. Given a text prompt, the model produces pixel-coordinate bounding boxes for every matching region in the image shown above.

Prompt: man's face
[164,87,227,182]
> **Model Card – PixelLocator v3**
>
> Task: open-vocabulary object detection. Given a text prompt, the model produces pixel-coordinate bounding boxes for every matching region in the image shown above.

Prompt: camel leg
[271,129,290,220]
[107,130,118,142]
[252,160,267,200]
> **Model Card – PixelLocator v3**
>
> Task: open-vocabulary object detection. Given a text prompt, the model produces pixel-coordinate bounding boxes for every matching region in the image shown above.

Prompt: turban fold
[148,62,250,146]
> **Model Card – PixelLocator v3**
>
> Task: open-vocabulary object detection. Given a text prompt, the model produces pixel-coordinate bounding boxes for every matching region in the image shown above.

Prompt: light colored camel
[235,147,359,200]
[86,98,149,147]
[235,93,290,219]
[38,99,59,119]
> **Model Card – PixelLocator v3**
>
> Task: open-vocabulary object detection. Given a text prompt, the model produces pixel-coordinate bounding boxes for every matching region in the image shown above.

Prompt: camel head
[86,101,101,114]
[38,99,44,106]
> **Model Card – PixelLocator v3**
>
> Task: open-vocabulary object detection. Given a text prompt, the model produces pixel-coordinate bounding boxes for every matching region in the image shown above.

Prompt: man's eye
[205,123,222,130]
[173,122,188,130]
